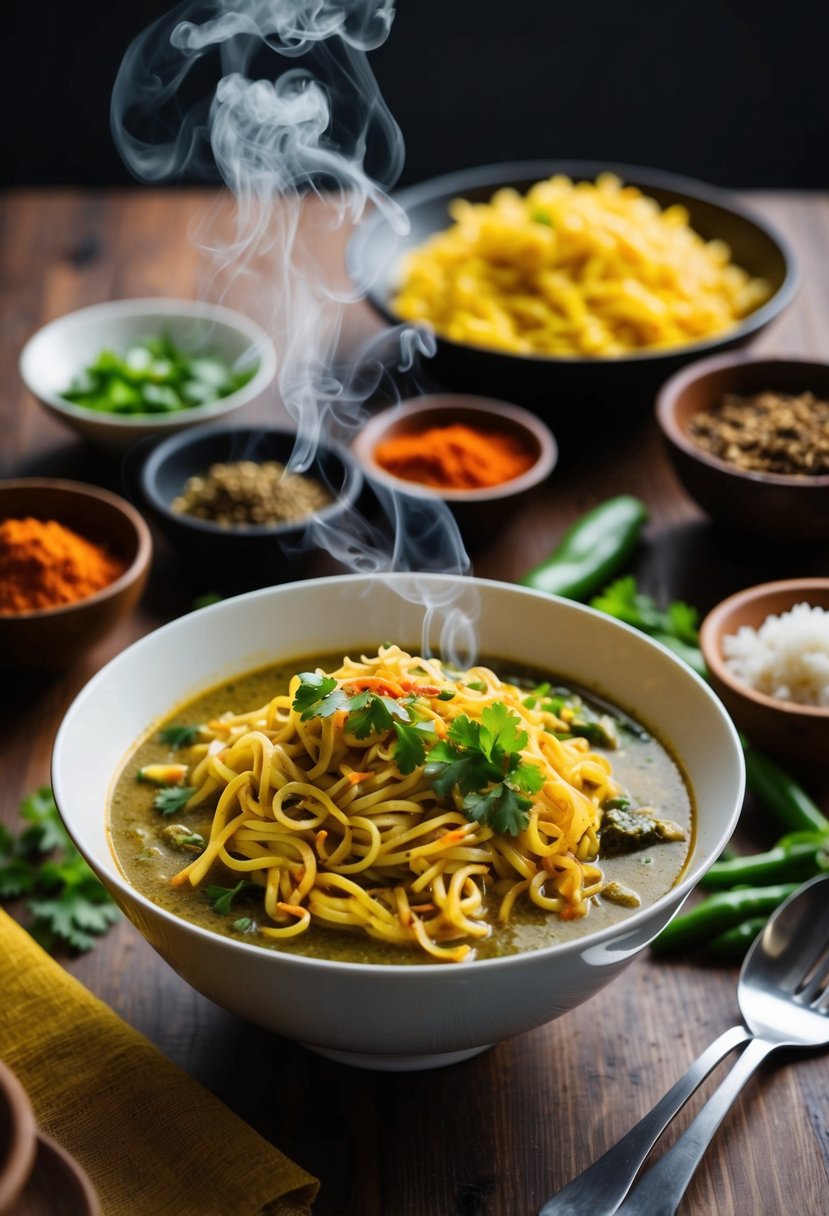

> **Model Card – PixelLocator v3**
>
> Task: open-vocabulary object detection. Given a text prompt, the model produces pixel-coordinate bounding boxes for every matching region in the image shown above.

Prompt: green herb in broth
[107,651,693,965]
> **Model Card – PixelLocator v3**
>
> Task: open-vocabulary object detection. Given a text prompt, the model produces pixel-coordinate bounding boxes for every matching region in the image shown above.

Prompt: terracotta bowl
[0,1061,37,1214]
[700,578,829,768]
[656,354,829,542]
[0,480,152,670]
[350,394,557,538]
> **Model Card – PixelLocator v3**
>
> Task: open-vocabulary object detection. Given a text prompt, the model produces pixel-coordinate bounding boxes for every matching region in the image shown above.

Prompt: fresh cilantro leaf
[0,788,119,953]
[667,599,700,645]
[208,880,256,915]
[345,693,410,740]
[0,856,36,898]
[511,761,546,795]
[158,723,202,749]
[392,720,434,774]
[425,704,544,834]
[292,672,347,720]
[152,785,196,817]
[19,787,70,854]
[480,702,529,764]
[464,785,531,836]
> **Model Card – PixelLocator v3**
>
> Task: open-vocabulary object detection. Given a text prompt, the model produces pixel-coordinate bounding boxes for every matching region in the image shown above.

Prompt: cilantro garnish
[152,785,196,816]
[393,720,436,775]
[293,672,346,719]
[158,723,202,749]
[292,673,419,768]
[425,703,545,836]
[208,880,256,915]
[233,916,257,933]
[0,787,119,952]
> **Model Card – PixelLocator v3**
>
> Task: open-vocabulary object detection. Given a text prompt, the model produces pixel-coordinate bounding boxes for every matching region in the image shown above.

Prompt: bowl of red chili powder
[0,479,152,669]
[351,394,557,537]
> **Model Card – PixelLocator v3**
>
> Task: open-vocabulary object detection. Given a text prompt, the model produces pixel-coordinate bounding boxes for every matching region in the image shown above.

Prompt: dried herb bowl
[656,354,829,542]
[139,425,364,591]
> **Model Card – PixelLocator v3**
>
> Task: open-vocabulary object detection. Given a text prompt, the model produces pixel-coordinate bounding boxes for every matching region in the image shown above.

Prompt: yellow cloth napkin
[0,908,319,1216]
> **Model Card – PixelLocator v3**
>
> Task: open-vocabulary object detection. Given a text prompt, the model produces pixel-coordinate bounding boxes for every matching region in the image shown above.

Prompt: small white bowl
[53,574,743,1072]
[20,298,277,452]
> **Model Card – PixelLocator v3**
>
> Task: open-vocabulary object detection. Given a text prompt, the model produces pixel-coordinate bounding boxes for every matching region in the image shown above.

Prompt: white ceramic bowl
[52,574,744,1071]
[20,298,277,452]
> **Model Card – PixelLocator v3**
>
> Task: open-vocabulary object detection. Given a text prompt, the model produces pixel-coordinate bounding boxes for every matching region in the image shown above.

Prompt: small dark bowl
[347,160,797,413]
[656,354,829,542]
[140,426,363,590]
[700,578,829,770]
[0,480,152,670]
[351,394,557,539]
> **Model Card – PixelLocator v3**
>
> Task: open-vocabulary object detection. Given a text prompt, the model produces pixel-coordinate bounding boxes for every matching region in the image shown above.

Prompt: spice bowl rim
[0,477,153,620]
[699,577,829,721]
[139,423,364,537]
[350,393,558,503]
[655,352,829,488]
[19,296,278,450]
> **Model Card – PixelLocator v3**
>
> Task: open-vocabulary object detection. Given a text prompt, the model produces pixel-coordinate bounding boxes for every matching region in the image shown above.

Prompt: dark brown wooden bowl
[700,578,829,768]
[0,1061,37,1215]
[0,480,152,670]
[656,354,829,542]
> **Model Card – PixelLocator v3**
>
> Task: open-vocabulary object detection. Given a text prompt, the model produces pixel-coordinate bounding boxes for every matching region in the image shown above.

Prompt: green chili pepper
[650,883,798,954]
[700,837,827,890]
[519,495,648,601]
[743,746,829,835]
[706,916,768,961]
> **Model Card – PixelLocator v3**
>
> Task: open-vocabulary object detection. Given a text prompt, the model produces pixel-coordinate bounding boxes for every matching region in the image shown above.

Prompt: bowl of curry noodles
[53,573,743,1070]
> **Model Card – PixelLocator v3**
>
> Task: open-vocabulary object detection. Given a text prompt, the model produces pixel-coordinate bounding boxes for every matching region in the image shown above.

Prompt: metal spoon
[539,873,829,1216]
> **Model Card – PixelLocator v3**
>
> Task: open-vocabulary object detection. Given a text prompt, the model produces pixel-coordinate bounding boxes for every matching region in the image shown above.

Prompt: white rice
[722,602,829,708]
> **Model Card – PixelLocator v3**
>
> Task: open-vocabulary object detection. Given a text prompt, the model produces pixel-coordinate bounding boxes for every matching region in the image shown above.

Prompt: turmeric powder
[0,517,127,614]
[373,424,535,491]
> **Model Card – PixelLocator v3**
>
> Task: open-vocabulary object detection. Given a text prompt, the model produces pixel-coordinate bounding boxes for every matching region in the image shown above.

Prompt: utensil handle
[537,1023,750,1216]
[614,1036,777,1216]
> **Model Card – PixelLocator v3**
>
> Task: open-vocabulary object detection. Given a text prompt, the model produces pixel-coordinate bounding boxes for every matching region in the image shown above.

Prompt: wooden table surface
[1,187,828,1216]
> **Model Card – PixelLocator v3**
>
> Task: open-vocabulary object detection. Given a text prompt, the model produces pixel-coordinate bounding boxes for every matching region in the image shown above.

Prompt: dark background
[4,0,828,189]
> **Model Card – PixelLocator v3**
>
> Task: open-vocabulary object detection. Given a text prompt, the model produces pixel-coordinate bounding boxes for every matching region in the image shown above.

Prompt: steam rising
[112,0,477,660]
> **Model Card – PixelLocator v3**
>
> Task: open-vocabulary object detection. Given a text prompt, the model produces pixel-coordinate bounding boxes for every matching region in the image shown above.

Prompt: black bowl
[140,426,363,591]
[347,160,797,414]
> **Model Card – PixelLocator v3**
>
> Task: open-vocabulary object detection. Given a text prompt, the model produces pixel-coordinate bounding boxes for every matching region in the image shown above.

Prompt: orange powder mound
[0,517,127,614]
[373,424,535,490]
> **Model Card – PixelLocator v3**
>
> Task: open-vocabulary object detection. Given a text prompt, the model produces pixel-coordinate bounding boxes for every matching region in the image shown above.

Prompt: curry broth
[108,651,694,964]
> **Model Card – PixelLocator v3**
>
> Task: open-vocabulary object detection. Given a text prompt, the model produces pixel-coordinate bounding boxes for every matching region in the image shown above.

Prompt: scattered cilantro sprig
[292,673,422,767]
[0,787,120,952]
[152,785,196,816]
[590,576,706,677]
[293,678,545,834]
[426,703,545,836]
[208,880,257,915]
[158,723,202,749]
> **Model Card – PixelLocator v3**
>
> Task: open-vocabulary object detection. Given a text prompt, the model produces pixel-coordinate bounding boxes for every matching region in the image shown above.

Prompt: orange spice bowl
[0,479,152,670]
[351,394,557,541]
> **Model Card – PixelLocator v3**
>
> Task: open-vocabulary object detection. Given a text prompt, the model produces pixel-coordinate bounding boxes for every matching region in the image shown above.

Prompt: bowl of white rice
[700,578,829,768]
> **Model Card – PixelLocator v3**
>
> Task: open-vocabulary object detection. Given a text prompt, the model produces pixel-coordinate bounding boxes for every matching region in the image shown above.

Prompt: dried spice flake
[689,390,829,476]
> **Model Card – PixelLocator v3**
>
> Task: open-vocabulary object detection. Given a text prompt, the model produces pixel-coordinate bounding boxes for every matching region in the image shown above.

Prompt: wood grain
[1,187,828,1216]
